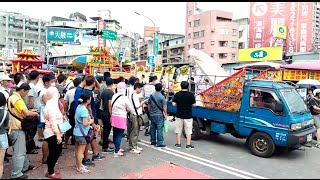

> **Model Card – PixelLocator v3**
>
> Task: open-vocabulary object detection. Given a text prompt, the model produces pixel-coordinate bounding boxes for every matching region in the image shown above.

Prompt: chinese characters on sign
[283,70,309,81]
[97,20,106,47]
[47,27,80,45]
[249,2,313,53]
[309,71,320,81]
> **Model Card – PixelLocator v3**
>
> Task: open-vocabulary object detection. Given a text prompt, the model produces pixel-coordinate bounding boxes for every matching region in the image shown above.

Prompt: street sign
[148,55,155,67]
[154,33,159,56]
[101,30,117,40]
[119,52,124,60]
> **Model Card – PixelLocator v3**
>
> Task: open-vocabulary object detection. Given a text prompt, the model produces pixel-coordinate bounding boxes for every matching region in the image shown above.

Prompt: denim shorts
[74,136,87,145]
[0,134,9,149]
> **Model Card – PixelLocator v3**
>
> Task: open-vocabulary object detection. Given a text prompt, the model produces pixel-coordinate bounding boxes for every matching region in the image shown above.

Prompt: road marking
[137,139,268,179]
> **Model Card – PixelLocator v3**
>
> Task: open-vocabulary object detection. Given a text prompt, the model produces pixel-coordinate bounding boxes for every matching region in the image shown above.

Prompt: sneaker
[175,144,181,148]
[102,148,114,154]
[82,159,95,166]
[92,153,105,161]
[137,146,143,151]
[156,144,166,148]
[113,152,124,158]
[186,145,195,149]
[76,166,90,174]
[129,148,141,154]
[11,174,28,179]
[151,142,156,146]
[46,172,62,179]
[316,143,320,148]
[88,150,93,155]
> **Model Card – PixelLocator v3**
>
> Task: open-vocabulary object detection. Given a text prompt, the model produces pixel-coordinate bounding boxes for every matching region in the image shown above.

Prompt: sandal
[113,152,124,158]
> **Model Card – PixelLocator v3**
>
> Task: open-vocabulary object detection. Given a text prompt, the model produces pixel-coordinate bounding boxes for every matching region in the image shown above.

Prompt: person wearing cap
[110,82,134,157]
[100,77,115,153]
[0,74,13,100]
[7,82,39,179]
[310,89,320,148]
[10,73,28,105]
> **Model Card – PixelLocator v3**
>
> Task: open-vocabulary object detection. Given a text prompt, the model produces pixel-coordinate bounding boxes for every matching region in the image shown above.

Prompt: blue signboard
[148,55,155,67]
[47,27,81,45]
[119,52,124,60]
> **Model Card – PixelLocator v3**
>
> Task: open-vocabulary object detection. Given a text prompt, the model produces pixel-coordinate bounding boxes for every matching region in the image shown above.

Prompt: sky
[0,2,249,36]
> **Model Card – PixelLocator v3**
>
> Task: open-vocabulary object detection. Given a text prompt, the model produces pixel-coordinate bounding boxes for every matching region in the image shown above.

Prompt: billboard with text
[249,2,313,53]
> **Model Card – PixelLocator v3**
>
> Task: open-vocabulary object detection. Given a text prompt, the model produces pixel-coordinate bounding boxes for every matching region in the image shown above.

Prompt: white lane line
[138,139,268,179]
[137,141,254,179]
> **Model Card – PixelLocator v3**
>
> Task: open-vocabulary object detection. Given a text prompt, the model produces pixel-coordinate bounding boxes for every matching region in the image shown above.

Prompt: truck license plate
[307,134,312,142]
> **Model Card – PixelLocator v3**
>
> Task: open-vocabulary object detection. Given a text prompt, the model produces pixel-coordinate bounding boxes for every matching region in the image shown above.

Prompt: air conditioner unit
[211,28,215,32]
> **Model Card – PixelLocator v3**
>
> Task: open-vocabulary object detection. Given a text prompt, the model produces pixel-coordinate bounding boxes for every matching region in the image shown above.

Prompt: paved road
[3,118,320,179]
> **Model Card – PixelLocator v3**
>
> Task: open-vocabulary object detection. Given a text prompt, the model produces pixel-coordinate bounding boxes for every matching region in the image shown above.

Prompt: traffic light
[86,30,103,36]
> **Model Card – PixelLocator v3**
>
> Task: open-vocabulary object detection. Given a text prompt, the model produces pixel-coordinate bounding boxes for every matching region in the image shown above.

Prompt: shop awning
[234,61,282,70]
[280,62,320,70]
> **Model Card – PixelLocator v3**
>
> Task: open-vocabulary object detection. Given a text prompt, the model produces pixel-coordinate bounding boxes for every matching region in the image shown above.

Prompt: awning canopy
[280,62,320,70]
[234,61,282,70]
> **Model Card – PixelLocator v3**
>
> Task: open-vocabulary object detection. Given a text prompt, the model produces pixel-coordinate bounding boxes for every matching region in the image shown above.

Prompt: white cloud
[0,2,249,36]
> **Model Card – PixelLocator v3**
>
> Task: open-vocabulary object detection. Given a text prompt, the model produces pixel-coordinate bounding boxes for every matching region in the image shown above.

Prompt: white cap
[313,89,320,96]
[0,74,12,82]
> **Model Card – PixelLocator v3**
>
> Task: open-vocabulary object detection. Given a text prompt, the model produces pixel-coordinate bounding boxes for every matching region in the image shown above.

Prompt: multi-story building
[159,36,185,64]
[0,10,48,52]
[185,2,239,64]
[233,18,249,49]
[139,30,184,60]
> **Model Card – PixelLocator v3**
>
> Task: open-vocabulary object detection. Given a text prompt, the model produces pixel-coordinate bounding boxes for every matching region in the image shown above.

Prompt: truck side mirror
[274,101,283,113]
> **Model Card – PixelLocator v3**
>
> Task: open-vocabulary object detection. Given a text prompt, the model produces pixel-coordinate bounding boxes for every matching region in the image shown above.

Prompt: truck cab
[239,80,315,157]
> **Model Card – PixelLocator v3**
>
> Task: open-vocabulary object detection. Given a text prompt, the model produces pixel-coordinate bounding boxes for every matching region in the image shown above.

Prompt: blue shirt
[73,87,97,120]
[73,105,91,136]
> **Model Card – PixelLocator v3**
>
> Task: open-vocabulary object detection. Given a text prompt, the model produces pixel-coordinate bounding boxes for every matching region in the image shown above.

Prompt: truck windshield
[280,89,307,114]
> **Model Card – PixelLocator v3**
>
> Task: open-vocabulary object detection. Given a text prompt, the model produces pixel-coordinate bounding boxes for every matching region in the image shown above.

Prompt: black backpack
[68,101,76,120]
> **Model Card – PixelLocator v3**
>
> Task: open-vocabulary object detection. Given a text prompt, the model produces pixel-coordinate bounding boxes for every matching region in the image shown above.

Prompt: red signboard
[249,2,313,53]
[97,20,106,47]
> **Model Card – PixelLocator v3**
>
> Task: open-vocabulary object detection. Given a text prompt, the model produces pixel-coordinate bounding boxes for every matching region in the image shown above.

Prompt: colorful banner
[249,2,313,53]
[154,65,164,82]
[253,70,282,81]
[238,47,283,62]
[199,69,246,112]
[283,70,309,81]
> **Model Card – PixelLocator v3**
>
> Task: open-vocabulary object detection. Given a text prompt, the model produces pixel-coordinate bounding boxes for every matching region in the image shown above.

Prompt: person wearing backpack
[63,78,81,149]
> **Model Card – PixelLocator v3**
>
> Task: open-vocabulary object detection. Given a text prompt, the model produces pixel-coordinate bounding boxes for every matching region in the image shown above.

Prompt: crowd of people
[0,70,196,179]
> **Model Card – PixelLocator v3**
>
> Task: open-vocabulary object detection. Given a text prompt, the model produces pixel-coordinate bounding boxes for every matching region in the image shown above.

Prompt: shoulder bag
[58,116,72,133]
[150,95,165,119]
[131,93,149,126]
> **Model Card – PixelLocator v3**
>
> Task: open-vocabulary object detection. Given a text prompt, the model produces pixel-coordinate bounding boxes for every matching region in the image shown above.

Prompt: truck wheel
[248,132,275,158]
[183,120,201,140]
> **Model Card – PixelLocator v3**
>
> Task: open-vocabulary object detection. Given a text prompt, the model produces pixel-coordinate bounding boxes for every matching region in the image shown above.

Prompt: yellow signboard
[309,71,320,81]
[283,70,309,81]
[238,47,283,62]
[275,24,287,40]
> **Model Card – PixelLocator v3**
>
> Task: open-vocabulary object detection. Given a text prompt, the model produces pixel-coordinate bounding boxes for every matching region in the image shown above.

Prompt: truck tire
[183,120,201,140]
[248,132,275,158]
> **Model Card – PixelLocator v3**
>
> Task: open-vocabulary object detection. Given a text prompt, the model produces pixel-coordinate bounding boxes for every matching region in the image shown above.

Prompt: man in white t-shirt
[63,78,81,148]
[27,70,41,110]
[142,76,156,136]
[0,74,12,101]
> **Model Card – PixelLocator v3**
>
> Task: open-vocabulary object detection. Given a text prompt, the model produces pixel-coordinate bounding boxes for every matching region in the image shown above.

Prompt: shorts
[74,136,87,145]
[175,118,193,135]
[313,115,320,129]
[0,134,9,149]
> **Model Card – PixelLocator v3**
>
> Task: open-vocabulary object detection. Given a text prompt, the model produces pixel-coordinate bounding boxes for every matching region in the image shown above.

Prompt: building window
[219,41,228,47]
[232,29,237,36]
[239,30,243,38]
[181,39,184,43]
[239,42,244,49]
[201,30,205,37]
[176,41,178,44]
[211,40,215,45]
[188,45,191,49]
[188,22,191,27]
[219,53,228,59]
[189,10,193,16]
[188,33,191,39]
[193,31,200,38]
[232,53,236,60]
[232,41,237,48]
[193,43,199,49]
[194,19,200,27]
[218,28,228,35]
[200,42,204,49]
[210,53,214,58]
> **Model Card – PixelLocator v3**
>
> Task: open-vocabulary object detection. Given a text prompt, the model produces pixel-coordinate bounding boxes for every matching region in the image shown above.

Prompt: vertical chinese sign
[249,2,313,53]
[97,20,106,47]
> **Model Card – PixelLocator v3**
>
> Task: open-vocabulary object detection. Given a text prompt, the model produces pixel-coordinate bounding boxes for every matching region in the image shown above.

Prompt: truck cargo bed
[167,102,239,124]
